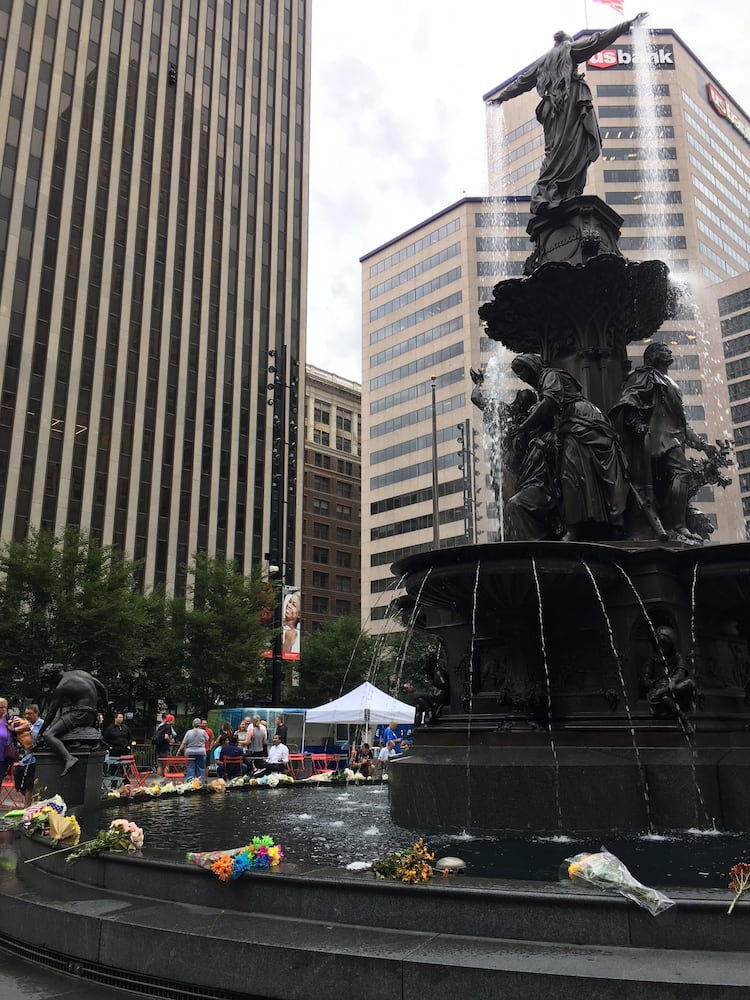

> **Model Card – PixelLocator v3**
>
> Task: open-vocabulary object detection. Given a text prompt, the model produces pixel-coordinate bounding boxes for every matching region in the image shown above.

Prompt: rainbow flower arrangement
[187,836,284,882]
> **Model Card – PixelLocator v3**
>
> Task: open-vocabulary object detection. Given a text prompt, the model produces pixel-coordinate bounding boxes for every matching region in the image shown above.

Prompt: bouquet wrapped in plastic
[23,795,67,828]
[47,811,81,847]
[564,848,675,916]
[66,819,144,862]
[187,836,284,881]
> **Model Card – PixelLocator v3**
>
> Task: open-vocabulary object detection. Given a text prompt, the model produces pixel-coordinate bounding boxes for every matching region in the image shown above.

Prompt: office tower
[0,0,309,594]
[361,28,748,628]
[302,364,362,633]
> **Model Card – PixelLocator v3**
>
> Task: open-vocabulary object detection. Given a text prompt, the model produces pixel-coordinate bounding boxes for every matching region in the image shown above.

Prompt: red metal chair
[0,764,23,810]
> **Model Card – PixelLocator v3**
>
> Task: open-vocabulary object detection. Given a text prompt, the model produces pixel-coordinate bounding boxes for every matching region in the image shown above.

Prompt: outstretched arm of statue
[574,12,650,61]
[487,61,539,106]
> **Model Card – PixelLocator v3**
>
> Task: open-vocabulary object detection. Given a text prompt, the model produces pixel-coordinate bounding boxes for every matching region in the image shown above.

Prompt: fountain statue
[34,662,108,808]
[388,17,748,836]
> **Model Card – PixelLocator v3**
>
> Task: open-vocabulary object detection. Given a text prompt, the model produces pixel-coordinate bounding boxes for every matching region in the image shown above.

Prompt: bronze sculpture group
[476,345,731,545]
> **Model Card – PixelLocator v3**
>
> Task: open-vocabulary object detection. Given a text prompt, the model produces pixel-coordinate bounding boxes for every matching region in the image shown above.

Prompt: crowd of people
[1,700,409,800]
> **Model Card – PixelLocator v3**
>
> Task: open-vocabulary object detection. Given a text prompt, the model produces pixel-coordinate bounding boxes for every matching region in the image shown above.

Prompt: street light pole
[267,346,299,707]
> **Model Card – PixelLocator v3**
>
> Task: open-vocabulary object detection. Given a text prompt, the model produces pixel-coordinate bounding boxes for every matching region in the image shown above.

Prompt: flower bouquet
[23,795,66,830]
[66,818,144,863]
[47,811,81,847]
[564,848,675,915]
[187,835,284,882]
[372,838,435,884]
[727,862,750,914]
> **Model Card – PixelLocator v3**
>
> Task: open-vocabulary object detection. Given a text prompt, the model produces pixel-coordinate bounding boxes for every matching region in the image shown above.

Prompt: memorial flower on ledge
[372,838,435,884]
[66,819,144,862]
[186,835,284,882]
[727,863,750,914]
[564,848,674,916]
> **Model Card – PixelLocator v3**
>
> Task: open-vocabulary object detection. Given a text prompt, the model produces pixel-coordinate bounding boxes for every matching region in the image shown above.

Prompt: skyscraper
[361,27,748,627]
[0,0,309,594]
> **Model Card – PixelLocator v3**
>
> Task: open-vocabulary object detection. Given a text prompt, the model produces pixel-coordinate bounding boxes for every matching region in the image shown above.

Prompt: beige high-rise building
[361,27,748,628]
[0,0,309,594]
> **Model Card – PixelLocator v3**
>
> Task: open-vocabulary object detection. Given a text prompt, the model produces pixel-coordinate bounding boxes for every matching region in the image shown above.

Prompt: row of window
[682,91,750,184]
[309,451,357,477]
[371,423,457,466]
[368,218,460,278]
[369,341,463,392]
[370,316,463,370]
[369,292,462,346]
[370,450,460,491]
[370,505,466,541]
[312,430,356,453]
[369,242,461,300]
[371,393,465,439]
[369,267,461,323]
[310,497,355,521]
[311,476,355,497]
[370,367,464,415]
[724,332,750,359]
[309,596,352,616]
[313,521,353,552]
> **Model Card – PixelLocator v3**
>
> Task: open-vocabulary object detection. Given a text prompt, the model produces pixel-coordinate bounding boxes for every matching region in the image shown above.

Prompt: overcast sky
[306,0,750,383]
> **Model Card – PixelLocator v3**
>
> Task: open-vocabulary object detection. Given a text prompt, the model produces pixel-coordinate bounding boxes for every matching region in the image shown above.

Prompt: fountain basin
[393,540,750,834]
[3,826,749,1000]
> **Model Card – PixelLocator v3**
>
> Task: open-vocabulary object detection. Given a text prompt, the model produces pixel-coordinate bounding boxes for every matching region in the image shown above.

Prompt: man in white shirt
[252,734,289,777]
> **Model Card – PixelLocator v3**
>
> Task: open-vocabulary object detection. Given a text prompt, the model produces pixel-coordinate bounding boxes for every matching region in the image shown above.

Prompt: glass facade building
[0,0,309,593]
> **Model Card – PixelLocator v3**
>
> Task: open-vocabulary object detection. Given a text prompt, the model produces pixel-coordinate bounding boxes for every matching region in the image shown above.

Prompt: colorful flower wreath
[187,835,284,882]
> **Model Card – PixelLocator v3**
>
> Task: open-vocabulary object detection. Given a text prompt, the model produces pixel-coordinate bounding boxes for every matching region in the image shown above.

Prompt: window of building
[336,435,352,453]
[336,503,352,521]
[337,459,354,475]
[312,571,328,588]
[336,526,352,544]
[313,429,329,446]
[314,403,329,424]
[312,497,329,514]
[336,409,352,432]
[313,521,329,539]
[335,551,352,568]
[335,575,352,592]
[312,547,329,564]
[312,595,329,613]
[313,452,331,468]
[335,599,351,615]
[313,474,330,492]
[336,482,352,498]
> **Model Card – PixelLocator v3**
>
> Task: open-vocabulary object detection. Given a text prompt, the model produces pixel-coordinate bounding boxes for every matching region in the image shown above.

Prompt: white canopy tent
[303,681,415,750]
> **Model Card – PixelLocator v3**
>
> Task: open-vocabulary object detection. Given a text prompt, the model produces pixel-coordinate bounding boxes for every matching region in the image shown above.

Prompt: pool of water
[95,784,745,890]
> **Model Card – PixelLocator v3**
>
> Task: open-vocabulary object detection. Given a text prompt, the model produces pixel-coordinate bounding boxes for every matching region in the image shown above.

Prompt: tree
[290,616,375,707]
[0,528,145,708]
[180,553,272,717]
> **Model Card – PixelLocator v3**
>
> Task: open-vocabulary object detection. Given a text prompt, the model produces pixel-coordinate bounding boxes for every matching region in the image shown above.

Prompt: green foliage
[0,530,273,721]
[0,528,145,705]
[179,553,271,717]
[288,616,375,707]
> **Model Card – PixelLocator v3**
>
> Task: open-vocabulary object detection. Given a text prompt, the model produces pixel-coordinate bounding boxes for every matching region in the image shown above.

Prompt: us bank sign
[706,82,750,147]
[587,44,675,69]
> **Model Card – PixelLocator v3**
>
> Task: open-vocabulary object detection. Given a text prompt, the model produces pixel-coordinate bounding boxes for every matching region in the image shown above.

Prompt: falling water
[389,568,432,696]
[363,572,409,691]
[690,561,699,673]
[464,561,481,832]
[631,24,668,241]
[531,555,562,828]
[614,562,714,829]
[581,559,654,832]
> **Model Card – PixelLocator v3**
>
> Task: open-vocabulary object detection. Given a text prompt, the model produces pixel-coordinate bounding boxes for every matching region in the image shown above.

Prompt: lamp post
[267,346,300,706]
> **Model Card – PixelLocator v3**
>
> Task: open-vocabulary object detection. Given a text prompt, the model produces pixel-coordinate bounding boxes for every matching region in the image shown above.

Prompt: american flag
[592,0,625,14]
